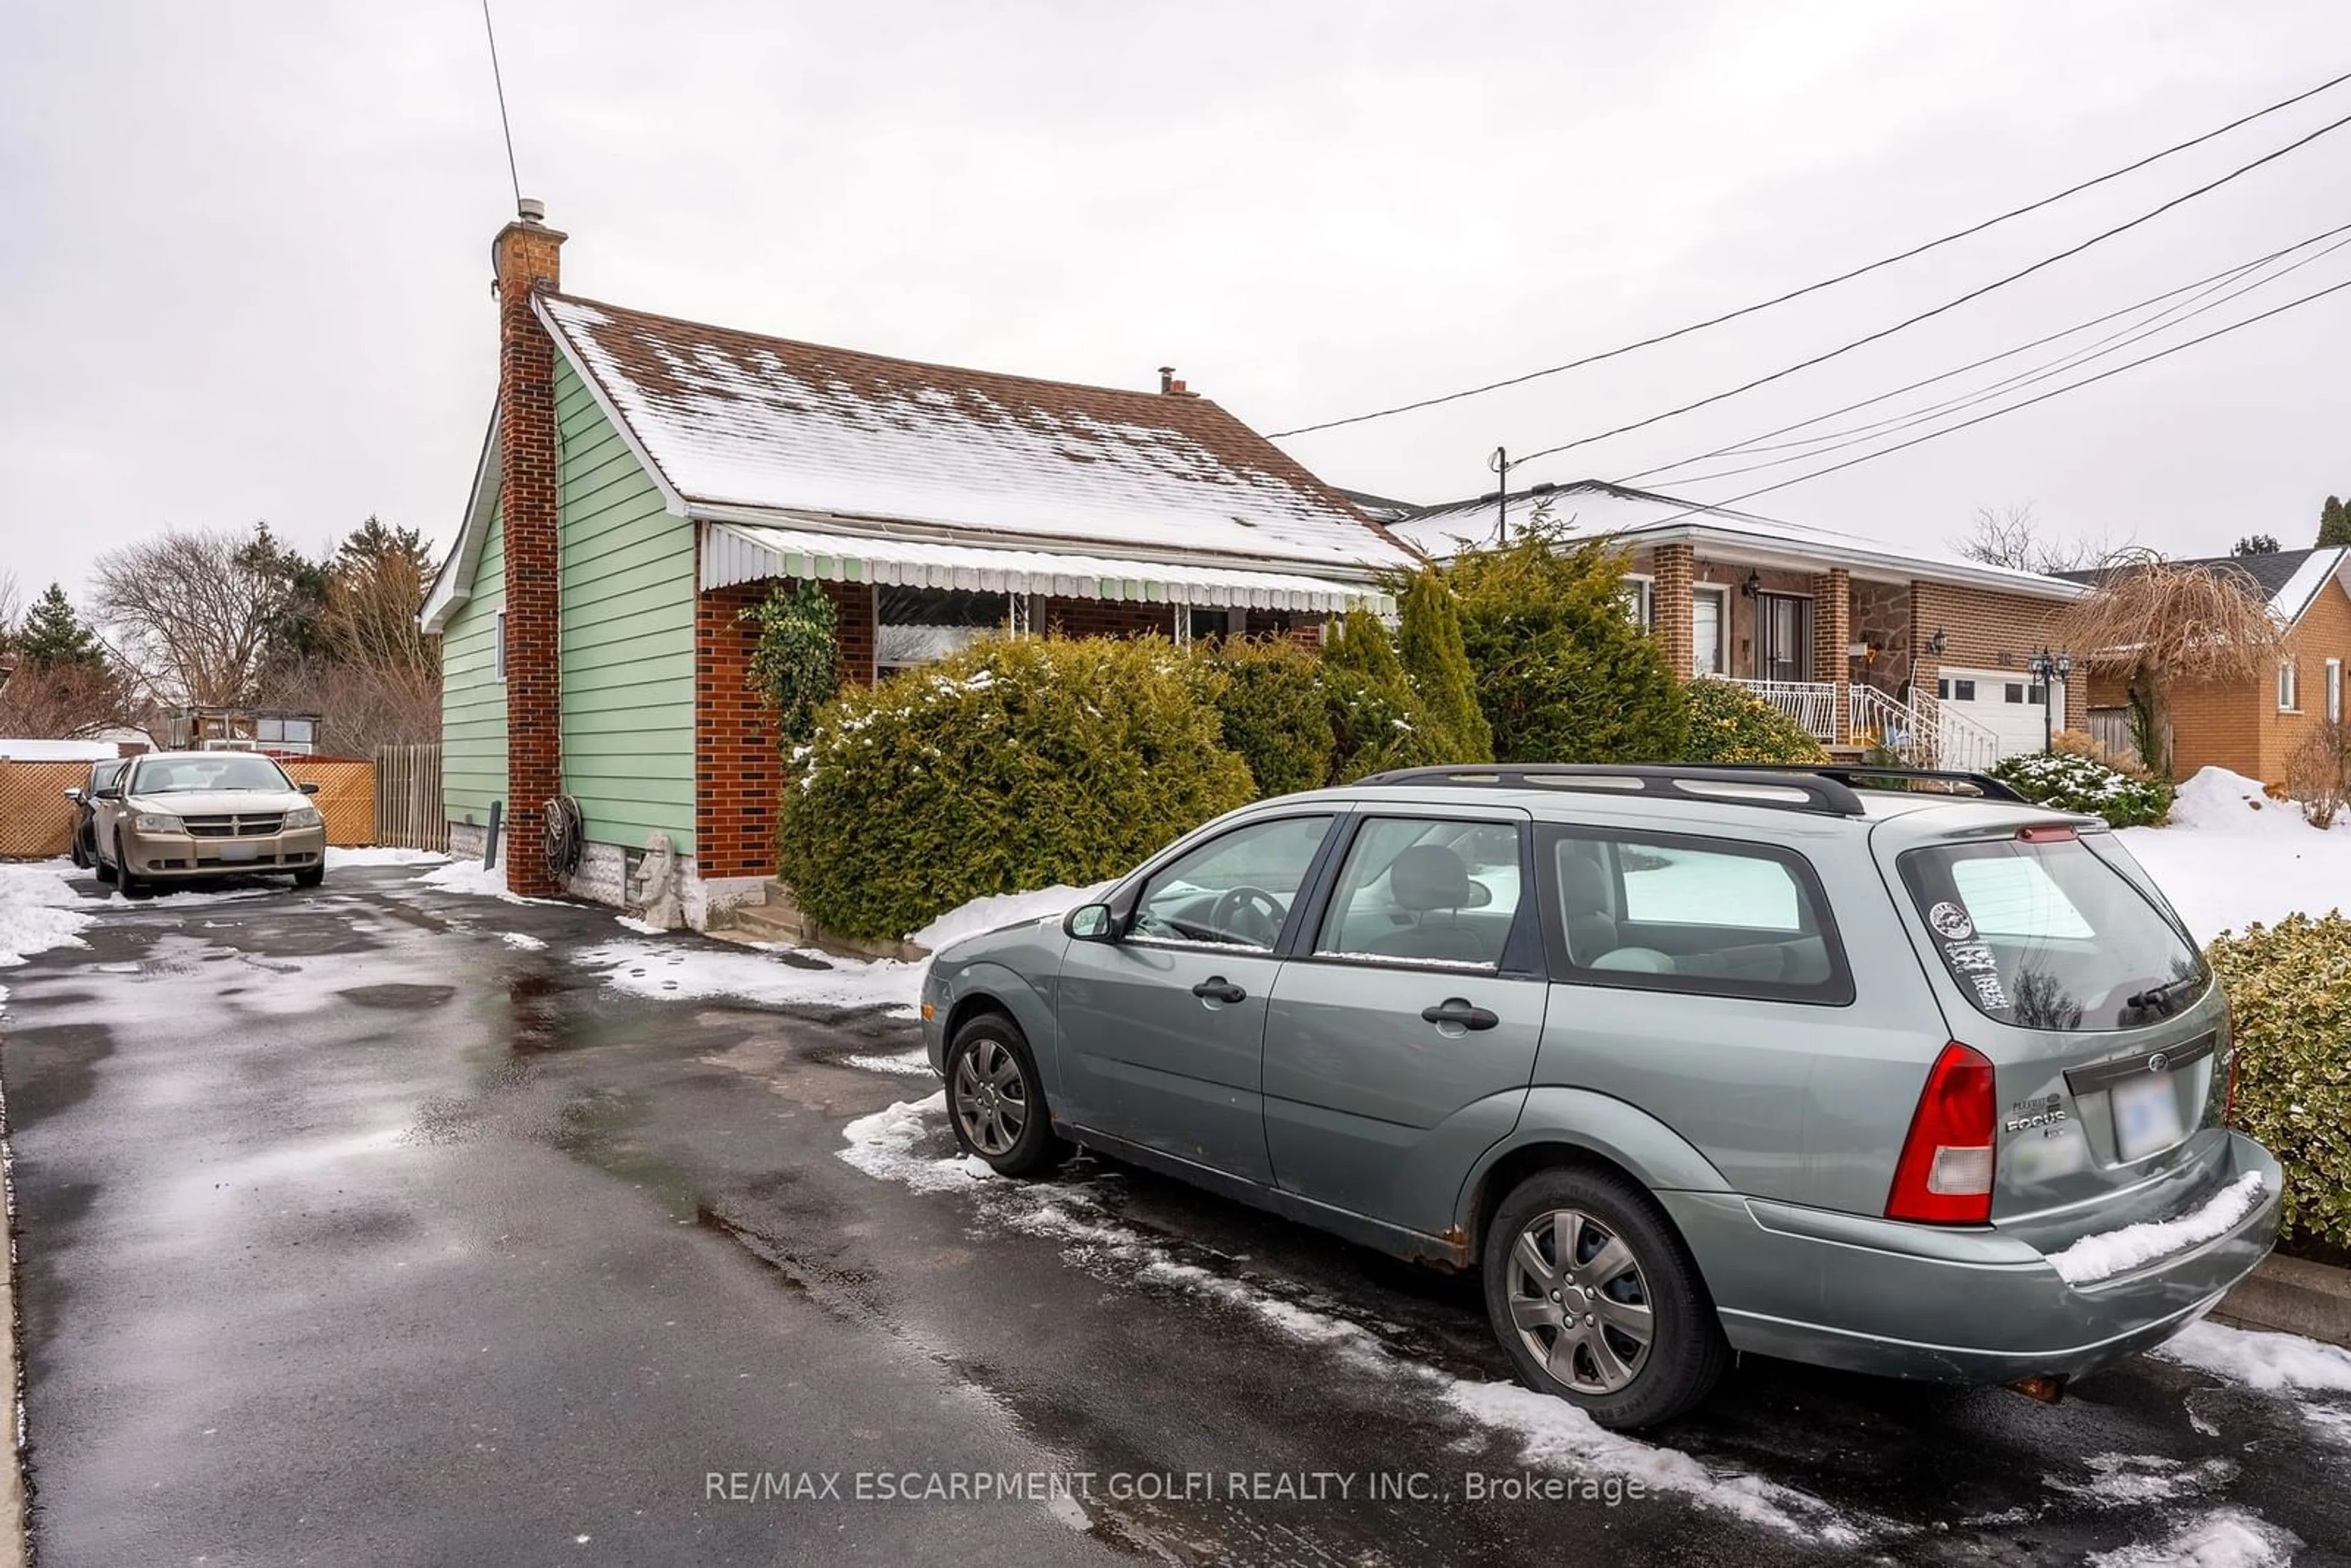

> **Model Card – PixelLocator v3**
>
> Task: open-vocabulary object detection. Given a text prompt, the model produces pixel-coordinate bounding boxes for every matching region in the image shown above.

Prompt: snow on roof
[2261,546,2347,623]
[537,296,1413,578]
[1390,481,2083,599]
[0,738,121,762]
[2057,545,2350,626]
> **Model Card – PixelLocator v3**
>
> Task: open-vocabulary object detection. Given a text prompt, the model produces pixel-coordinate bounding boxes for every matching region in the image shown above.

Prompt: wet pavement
[1,865,2347,1566]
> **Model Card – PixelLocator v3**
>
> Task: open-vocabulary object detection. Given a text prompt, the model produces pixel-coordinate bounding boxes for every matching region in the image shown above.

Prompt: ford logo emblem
[2147,1052,2169,1074]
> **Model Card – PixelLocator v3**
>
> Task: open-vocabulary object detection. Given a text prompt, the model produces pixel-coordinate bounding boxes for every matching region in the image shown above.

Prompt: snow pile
[908,881,1108,952]
[577,939,920,1016]
[0,861,96,981]
[326,846,449,868]
[842,1049,933,1077]
[500,932,548,951]
[835,1094,1869,1544]
[2156,1319,2351,1393]
[2119,767,2351,940]
[2083,1507,2299,1567]
[414,858,541,905]
[2045,1171,2267,1286]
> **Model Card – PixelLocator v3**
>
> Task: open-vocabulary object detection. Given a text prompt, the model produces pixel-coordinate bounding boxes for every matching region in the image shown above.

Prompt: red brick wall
[495,217,566,896]
[1040,598,1174,639]
[694,578,876,879]
[1907,582,2086,733]
[1652,544,1695,678]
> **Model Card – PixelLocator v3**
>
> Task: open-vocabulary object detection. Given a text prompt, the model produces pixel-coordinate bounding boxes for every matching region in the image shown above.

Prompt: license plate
[2111,1071,2185,1161]
[217,841,259,863]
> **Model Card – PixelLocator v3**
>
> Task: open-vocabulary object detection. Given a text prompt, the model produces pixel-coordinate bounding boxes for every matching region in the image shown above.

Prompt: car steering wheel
[1209,885,1286,946]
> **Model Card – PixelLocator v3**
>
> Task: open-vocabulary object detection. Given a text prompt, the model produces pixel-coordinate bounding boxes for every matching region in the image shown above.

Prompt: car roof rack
[1353,764,1869,818]
[1692,763,2027,802]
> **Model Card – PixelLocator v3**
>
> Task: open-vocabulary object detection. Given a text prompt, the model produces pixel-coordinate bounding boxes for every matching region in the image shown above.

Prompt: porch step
[722,900,809,944]
[711,882,932,964]
[1826,745,1869,764]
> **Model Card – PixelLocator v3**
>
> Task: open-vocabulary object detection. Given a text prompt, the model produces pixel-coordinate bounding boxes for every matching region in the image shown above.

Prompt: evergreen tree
[1395,568,1493,762]
[2320,496,2351,549]
[1448,520,1687,764]
[236,522,332,675]
[2232,533,2281,557]
[1318,610,1450,782]
[14,583,108,670]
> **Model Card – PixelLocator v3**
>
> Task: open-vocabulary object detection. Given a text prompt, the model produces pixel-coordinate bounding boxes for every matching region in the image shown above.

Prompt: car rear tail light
[1887,1041,1996,1225]
[2017,825,2077,843]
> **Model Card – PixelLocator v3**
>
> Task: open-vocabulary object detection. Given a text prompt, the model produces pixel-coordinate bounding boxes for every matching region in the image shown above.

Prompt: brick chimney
[493,200,566,896]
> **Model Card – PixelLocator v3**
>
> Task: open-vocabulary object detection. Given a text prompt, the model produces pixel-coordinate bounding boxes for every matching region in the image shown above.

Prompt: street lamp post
[2028,647,2073,752]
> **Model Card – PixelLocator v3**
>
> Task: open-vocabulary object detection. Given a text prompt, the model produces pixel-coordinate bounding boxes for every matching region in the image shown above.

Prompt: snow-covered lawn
[2118,767,2351,942]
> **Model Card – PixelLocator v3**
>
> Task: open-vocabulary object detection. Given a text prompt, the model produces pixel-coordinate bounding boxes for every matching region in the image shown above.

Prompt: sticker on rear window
[1970,971,2009,1010]
[1943,942,1998,974]
[1927,901,1974,940]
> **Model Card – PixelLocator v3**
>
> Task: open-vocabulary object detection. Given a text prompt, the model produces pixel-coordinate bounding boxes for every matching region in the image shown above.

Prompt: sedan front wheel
[944,1013,1068,1178]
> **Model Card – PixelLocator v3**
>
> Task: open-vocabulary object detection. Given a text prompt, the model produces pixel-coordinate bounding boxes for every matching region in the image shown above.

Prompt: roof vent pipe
[517,196,547,225]
[1159,366,1177,394]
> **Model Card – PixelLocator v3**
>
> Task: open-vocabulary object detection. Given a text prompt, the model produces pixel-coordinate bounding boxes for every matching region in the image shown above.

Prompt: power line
[1267,66,2351,440]
[1631,221,2351,485]
[1507,102,2351,469]
[482,0,523,211]
[1613,271,2351,525]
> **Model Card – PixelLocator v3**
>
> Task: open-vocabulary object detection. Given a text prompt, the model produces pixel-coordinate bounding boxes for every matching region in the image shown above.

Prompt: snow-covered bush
[1988,750,2174,828]
[2207,913,2351,1251]
[1679,677,1828,766]
[778,637,1253,942]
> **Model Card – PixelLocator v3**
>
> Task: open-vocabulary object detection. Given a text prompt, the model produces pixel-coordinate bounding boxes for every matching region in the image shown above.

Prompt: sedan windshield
[130,756,294,793]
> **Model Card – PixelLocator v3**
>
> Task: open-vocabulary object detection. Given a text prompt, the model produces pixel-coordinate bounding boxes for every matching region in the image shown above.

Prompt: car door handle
[1191,977,1248,1004]
[1422,998,1499,1031]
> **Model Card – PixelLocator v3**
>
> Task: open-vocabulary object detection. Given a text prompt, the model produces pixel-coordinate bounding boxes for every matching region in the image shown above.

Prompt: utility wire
[482,0,523,210]
[1633,222,2351,484]
[1612,271,2351,525]
[1617,220,2351,481]
[1508,103,2351,468]
[1267,66,2351,439]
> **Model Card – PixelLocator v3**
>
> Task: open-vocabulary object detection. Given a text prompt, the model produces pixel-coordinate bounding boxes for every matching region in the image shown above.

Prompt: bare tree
[251,536,441,753]
[1954,503,2121,576]
[0,660,136,738]
[0,571,19,694]
[2054,550,2284,775]
[91,527,290,704]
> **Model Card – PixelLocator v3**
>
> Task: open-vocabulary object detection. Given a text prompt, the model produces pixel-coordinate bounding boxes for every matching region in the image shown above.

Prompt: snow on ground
[842,1049,933,1076]
[577,940,920,1016]
[414,858,545,905]
[835,1094,1874,1545]
[907,881,1108,952]
[2083,1506,2300,1568]
[0,860,96,1003]
[2119,767,2351,940]
[501,932,547,951]
[2156,1319,2351,1393]
[2046,1172,2268,1286]
[326,846,449,868]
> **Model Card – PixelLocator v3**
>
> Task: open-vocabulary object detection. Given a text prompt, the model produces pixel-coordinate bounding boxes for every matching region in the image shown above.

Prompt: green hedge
[1679,677,1829,765]
[1208,639,1334,798]
[1987,751,2174,827]
[779,637,1254,940]
[2208,915,2351,1251]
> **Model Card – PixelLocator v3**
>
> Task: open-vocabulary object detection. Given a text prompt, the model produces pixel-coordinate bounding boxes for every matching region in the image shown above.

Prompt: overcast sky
[4,1,2347,603]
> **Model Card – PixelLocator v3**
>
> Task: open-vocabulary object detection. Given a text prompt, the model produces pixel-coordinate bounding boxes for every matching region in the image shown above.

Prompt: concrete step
[721,900,808,944]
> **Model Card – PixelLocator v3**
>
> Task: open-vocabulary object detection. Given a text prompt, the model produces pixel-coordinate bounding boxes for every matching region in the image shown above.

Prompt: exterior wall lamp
[1924,628,1950,656]
[1740,569,1761,599]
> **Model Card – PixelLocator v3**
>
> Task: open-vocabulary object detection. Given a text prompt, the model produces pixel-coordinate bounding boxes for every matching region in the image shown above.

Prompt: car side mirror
[62,787,83,803]
[1064,904,1116,942]
[95,786,123,801]
[299,782,320,795]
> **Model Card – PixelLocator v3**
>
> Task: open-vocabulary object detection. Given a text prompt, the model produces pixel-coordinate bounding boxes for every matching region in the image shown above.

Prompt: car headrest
[1560,855,1611,912]
[1390,845,1472,912]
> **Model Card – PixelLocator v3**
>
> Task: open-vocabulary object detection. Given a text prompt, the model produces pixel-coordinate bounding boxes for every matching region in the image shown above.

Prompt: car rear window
[1897,834,2207,1031]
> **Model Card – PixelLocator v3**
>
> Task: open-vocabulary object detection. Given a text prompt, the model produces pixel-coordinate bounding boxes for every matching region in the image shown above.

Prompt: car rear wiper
[2125,975,2203,1014]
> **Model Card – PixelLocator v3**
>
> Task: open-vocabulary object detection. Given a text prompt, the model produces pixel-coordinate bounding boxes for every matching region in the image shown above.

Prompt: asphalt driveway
[2,864,2347,1566]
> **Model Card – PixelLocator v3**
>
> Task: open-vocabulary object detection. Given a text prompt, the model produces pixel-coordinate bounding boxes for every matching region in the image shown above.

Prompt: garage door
[1936,667,2064,760]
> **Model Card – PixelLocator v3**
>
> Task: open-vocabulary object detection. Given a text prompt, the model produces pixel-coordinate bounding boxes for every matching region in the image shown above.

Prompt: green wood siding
[441,502,508,825]
[557,357,697,857]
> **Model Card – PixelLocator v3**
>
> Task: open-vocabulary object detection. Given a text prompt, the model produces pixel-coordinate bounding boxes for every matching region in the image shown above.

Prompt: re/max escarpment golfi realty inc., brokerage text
[704,1470,1652,1506]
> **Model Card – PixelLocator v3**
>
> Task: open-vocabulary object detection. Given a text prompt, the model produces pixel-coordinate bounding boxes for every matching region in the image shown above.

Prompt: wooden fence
[373,743,447,851]
[0,756,384,858]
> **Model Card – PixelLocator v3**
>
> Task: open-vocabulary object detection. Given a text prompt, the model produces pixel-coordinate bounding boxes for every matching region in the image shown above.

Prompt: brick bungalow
[422,205,1414,925]
[1391,482,2088,767]
[2064,546,2351,783]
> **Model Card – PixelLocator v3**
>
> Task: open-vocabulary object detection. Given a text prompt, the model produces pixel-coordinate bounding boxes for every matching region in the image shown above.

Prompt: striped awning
[699,522,1390,614]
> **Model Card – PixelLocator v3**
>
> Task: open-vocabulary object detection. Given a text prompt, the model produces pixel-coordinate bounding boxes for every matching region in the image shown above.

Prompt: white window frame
[1619,574,1654,630]
[495,610,508,682]
[2328,657,2342,724]
[1690,584,1730,676]
[2278,658,2298,713]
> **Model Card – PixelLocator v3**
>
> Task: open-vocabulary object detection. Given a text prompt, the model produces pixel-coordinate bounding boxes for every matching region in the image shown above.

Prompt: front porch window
[876,586,1010,675]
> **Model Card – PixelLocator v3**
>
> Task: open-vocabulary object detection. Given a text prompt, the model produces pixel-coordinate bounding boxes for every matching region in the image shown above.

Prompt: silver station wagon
[920,765,2280,1428]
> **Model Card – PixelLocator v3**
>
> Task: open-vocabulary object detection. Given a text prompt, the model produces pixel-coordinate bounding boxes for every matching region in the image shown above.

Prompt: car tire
[943,1012,1069,1179]
[93,842,116,884]
[114,833,154,901]
[294,866,324,889]
[1483,1165,1729,1430]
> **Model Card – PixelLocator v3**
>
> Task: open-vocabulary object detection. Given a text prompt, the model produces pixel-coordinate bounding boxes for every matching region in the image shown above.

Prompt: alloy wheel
[951,1036,1029,1158]
[1503,1207,1655,1395]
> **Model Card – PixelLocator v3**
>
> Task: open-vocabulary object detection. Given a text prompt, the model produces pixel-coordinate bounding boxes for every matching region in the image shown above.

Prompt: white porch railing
[1716,676,1840,742]
[1915,689,2002,772]
[1848,683,1921,763]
